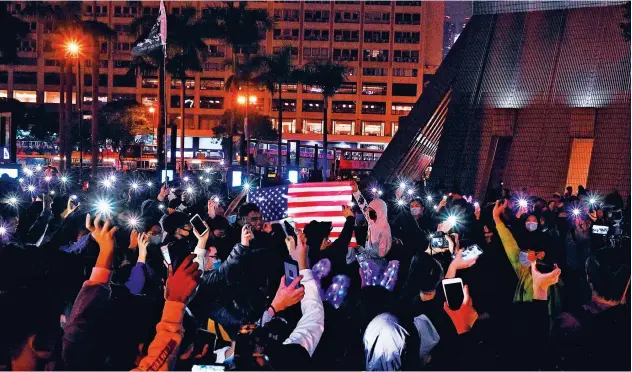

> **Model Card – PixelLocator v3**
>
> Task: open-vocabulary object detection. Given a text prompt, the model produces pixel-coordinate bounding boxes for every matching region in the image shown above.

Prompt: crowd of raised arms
[0,165,629,371]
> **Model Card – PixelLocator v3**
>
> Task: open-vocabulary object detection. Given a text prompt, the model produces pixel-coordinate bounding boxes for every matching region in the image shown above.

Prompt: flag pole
[163,44,168,179]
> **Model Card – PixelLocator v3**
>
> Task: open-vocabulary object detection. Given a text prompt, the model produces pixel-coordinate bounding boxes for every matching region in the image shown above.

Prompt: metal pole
[77,58,83,181]
[245,91,250,180]
[163,45,168,179]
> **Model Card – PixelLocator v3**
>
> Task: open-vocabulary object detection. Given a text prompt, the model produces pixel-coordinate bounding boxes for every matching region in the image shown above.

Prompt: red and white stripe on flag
[287,181,357,247]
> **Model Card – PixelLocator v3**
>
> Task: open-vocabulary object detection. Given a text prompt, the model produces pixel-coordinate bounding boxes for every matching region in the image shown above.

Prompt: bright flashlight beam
[406,189,414,195]
[101,180,112,188]
[399,182,407,189]
[146,181,153,187]
[95,199,113,215]
[518,199,528,208]
[183,177,190,182]
[186,187,194,194]
[60,176,69,184]
[212,196,221,203]
[572,208,581,216]
[27,185,36,192]
[377,190,383,196]
[0,226,7,235]
[131,182,139,190]
[23,168,33,177]
[109,175,117,182]
[44,176,52,182]
[397,199,405,206]
[446,215,458,226]
[371,188,377,193]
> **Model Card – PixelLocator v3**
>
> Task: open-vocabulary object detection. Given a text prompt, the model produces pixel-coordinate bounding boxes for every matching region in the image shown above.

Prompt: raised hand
[241,225,254,247]
[207,199,217,219]
[263,222,273,234]
[493,199,507,223]
[86,213,118,270]
[443,285,479,335]
[448,247,478,277]
[193,220,210,248]
[271,275,305,313]
[138,232,149,263]
[60,197,79,219]
[531,261,561,300]
[129,229,139,249]
[289,230,309,270]
[342,205,354,218]
[165,254,202,304]
[157,184,168,201]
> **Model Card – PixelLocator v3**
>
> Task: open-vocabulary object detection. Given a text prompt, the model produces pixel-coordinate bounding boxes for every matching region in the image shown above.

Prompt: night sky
[445,1,473,28]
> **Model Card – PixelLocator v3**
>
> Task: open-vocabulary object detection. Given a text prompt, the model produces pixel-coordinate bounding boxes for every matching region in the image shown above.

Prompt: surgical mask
[213,259,222,270]
[525,221,538,232]
[368,210,377,221]
[411,207,422,216]
[150,235,163,245]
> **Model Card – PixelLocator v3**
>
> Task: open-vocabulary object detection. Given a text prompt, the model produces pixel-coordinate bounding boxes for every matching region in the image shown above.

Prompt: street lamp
[64,38,84,179]
[237,94,258,178]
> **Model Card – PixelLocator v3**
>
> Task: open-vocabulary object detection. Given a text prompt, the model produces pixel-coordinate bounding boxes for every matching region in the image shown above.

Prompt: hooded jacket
[351,191,392,260]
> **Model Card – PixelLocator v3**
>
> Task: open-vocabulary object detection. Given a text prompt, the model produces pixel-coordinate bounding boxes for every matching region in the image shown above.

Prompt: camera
[431,232,449,248]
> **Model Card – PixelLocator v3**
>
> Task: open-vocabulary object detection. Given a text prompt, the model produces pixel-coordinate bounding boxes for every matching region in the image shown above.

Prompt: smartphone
[442,278,465,311]
[284,259,300,289]
[190,214,208,235]
[592,225,609,235]
[535,260,555,274]
[160,246,172,266]
[461,244,483,261]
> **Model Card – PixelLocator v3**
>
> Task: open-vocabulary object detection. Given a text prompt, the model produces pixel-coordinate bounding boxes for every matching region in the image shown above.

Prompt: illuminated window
[14,90,37,103]
[44,91,60,103]
[0,90,8,98]
[392,122,399,136]
[333,121,355,135]
[362,121,384,136]
[391,102,413,115]
[271,119,296,134]
[303,120,323,134]
[566,138,594,189]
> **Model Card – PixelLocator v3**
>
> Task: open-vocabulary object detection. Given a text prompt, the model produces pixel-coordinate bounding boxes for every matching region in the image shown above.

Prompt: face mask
[368,210,377,221]
[150,235,163,245]
[525,221,538,232]
[411,207,422,216]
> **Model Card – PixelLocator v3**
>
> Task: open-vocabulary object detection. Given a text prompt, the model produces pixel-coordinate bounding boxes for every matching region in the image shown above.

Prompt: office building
[0,0,444,156]
[373,1,630,200]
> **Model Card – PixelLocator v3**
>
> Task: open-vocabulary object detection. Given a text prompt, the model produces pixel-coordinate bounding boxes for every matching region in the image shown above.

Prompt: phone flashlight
[572,208,581,217]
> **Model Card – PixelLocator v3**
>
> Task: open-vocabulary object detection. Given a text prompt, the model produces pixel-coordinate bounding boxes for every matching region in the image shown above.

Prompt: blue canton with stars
[249,185,289,222]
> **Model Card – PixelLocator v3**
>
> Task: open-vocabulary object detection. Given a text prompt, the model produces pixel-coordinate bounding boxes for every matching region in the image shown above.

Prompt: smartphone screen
[443,279,464,311]
[160,246,171,266]
[190,214,208,235]
[461,244,483,261]
[284,260,300,289]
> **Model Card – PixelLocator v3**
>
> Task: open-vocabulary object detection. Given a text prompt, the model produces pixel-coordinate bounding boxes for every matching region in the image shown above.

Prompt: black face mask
[368,210,378,221]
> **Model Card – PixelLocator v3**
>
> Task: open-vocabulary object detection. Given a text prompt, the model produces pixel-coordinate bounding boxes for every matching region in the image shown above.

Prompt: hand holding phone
[190,214,209,236]
[241,225,254,247]
[442,281,478,334]
[442,278,465,311]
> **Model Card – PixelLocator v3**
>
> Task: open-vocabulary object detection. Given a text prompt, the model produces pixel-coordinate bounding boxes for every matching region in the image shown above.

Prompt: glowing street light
[64,39,82,58]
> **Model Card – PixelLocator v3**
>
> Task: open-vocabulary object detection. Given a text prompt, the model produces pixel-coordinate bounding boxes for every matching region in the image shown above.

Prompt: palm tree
[131,6,207,176]
[250,46,300,176]
[202,1,272,172]
[21,2,115,175]
[300,60,347,180]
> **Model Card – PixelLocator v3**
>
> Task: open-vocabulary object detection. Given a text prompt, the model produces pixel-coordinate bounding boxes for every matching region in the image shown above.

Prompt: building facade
[0,0,444,154]
[373,2,630,200]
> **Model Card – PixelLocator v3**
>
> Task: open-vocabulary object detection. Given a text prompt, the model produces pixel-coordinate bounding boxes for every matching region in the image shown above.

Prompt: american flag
[249,181,356,245]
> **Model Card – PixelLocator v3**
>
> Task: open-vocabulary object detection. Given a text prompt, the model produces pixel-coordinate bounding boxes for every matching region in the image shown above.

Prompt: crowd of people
[0,166,629,371]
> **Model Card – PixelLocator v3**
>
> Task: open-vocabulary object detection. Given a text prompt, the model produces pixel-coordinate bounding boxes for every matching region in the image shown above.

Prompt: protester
[0,167,629,371]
